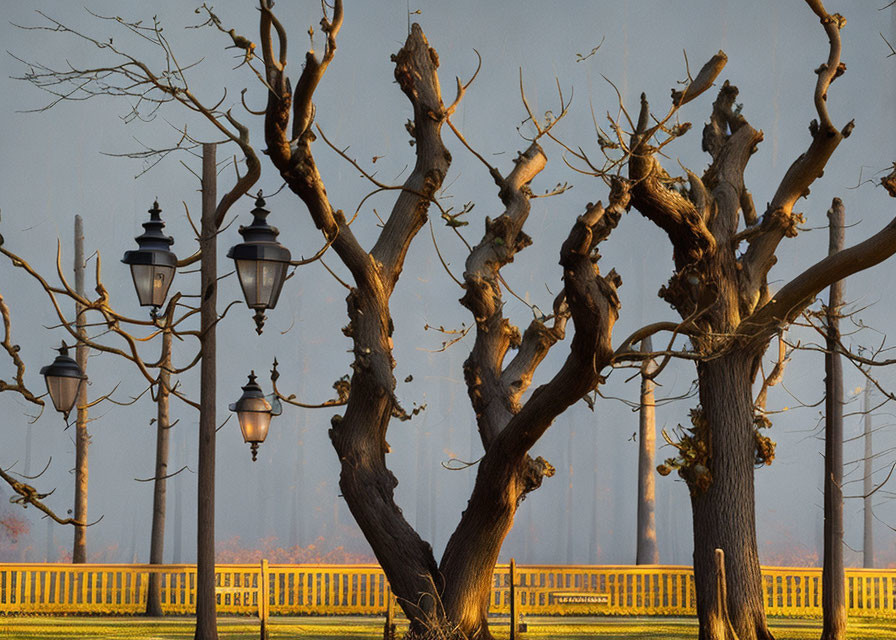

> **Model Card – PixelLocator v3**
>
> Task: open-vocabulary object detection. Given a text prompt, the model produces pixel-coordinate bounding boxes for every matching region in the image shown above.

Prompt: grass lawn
[0,616,893,639]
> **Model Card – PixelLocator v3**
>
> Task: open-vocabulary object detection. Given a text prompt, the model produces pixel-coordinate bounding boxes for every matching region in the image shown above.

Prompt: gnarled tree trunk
[692,354,770,640]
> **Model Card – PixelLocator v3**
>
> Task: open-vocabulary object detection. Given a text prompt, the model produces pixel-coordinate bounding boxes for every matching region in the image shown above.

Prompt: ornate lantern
[40,342,87,420]
[227,192,291,334]
[122,201,177,312]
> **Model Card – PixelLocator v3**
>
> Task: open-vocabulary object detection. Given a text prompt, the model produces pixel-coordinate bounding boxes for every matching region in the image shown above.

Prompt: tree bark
[194,143,218,640]
[862,384,873,568]
[73,215,89,564]
[636,336,659,565]
[691,354,771,640]
[821,198,845,640]
[439,192,625,640]
[146,323,172,616]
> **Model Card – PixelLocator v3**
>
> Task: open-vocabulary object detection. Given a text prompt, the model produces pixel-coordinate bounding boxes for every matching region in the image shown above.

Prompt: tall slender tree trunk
[172,424,184,564]
[146,324,172,616]
[691,354,771,640]
[636,336,659,565]
[565,427,574,563]
[862,385,873,568]
[821,198,846,640]
[73,215,89,564]
[194,143,218,640]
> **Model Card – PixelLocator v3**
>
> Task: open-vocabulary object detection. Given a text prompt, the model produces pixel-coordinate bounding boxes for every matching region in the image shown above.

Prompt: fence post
[259,559,269,640]
[384,585,395,640]
[510,558,517,639]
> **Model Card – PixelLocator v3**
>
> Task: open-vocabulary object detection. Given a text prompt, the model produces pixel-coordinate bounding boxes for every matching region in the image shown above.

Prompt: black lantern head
[39,342,87,420]
[229,371,281,461]
[122,200,177,312]
[227,192,291,335]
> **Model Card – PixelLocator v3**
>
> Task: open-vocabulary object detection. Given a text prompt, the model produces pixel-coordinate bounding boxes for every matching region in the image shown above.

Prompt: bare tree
[255,2,631,635]
[596,2,896,638]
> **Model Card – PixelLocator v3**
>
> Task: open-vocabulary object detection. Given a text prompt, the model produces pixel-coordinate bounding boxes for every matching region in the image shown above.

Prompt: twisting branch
[0,289,45,407]
[460,142,550,448]
[742,208,896,349]
[269,358,348,409]
[739,0,853,305]
[1,242,200,411]
[0,466,84,526]
[754,331,790,411]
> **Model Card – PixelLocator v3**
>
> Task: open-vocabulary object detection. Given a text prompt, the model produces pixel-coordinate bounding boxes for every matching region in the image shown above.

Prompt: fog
[1,1,895,568]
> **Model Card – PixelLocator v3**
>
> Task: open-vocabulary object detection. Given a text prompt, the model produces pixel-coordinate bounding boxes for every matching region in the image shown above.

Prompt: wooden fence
[1,563,894,617]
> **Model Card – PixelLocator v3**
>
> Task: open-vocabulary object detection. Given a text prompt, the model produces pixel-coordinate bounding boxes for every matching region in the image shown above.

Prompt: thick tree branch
[460,144,548,446]
[739,0,851,305]
[500,178,629,458]
[260,0,369,288]
[741,210,896,348]
[0,289,45,407]
[0,466,84,526]
[371,24,451,293]
[629,93,715,272]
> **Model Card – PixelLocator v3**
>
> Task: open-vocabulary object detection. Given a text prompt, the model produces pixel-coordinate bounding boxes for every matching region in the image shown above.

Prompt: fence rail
[1,563,894,617]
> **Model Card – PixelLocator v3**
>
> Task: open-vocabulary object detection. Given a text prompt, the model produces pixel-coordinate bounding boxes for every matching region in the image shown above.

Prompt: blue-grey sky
[1,1,895,567]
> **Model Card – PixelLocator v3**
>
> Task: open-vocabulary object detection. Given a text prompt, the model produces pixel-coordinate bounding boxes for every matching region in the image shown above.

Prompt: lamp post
[122,200,177,315]
[121,200,180,611]
[229,371,281,461]
[227,192,291,335]
[39,342,87,420]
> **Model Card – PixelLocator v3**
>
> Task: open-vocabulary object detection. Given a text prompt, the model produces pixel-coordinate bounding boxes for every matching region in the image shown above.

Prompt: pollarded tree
[593,2,896,639]
[258,3,627,636]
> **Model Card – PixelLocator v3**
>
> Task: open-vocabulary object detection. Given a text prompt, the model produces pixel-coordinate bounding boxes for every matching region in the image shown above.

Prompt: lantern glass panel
[45,375,83,414]
[235,259,287,309]
[237,408,272,444]
[130,263,175,307]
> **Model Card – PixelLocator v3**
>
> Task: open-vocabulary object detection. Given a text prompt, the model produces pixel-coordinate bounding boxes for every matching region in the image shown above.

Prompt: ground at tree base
[0,616,893,639]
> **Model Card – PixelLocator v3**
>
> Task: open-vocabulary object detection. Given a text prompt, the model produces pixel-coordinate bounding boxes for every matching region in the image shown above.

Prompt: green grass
[0,616,893,639]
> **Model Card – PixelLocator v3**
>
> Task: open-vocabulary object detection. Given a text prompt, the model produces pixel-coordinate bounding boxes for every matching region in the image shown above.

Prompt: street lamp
[229,371,281,461]
[122,200,177,314]
[40,342,87,420]
[227,191,291,334]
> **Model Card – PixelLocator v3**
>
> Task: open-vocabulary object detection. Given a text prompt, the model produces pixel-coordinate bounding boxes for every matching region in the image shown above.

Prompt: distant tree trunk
[862,384,873,569]
[172,426,184,564]
[194,143,218,640]
[146,323,172,616]
[821,198,846,640]
[45,518,54,562]
[565,426,574,563]
[73,215,89,564]
[636,336,659,565]
[691,353,770,640]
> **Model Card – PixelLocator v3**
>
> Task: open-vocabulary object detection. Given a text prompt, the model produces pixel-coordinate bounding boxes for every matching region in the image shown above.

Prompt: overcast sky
[1,1,895,567]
